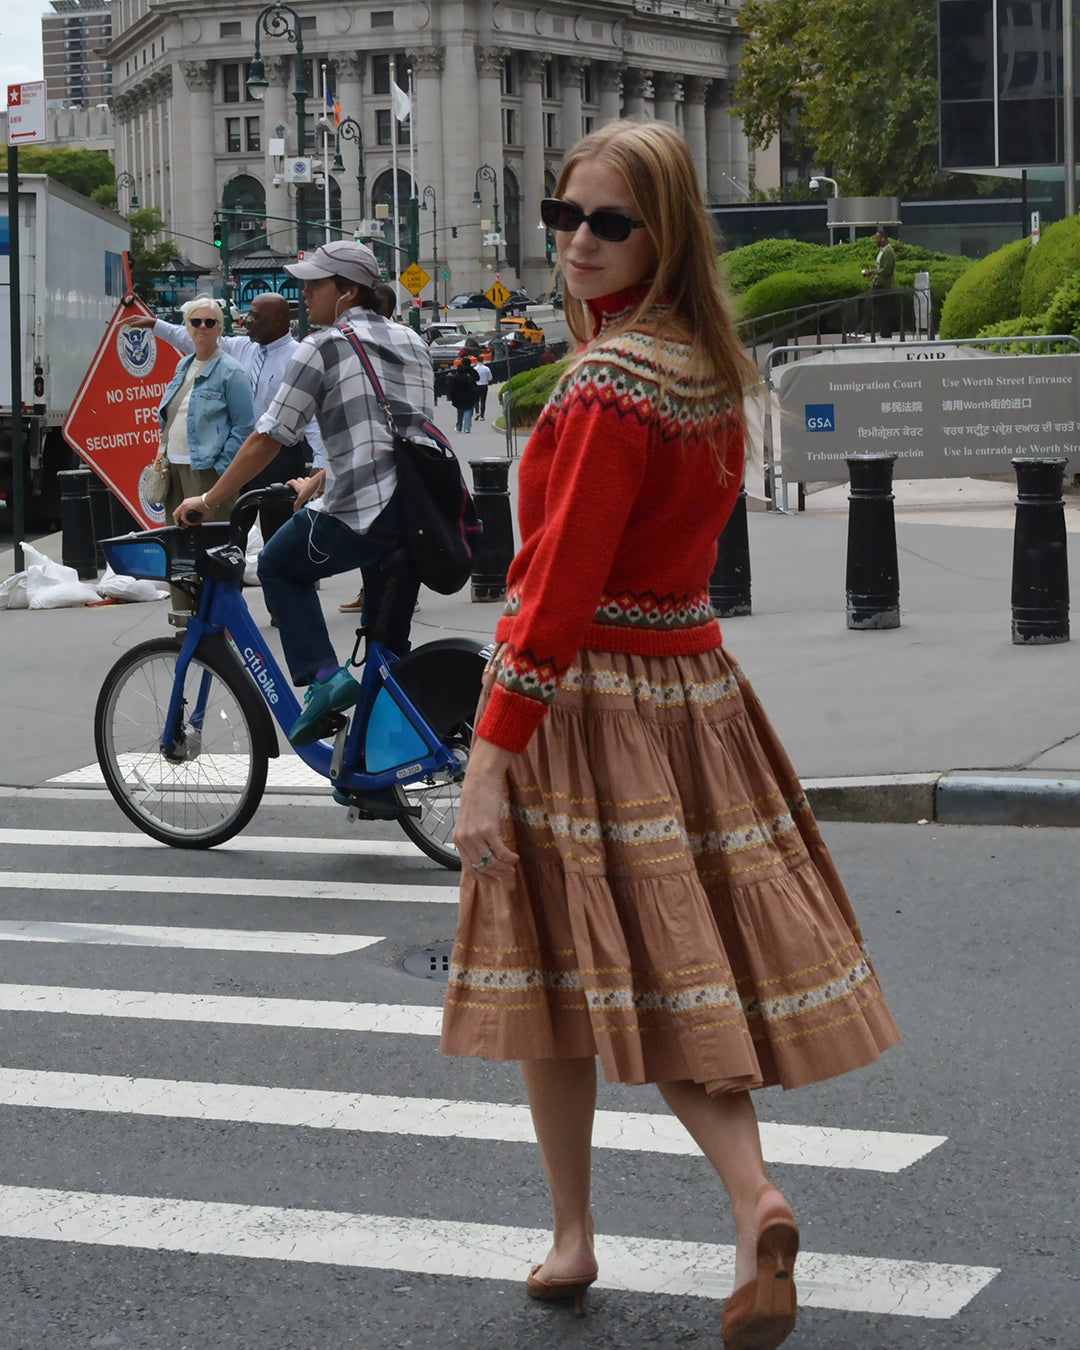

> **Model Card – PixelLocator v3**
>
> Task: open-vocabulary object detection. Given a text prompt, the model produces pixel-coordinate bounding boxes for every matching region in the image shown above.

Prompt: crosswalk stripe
[48,757,327,789]
[0,872,457,905]
[0,1068,944,1173]
[0,923,381,955]
[0,983,445,1035]
[0,827,418,858]
[0,1184,997,1317]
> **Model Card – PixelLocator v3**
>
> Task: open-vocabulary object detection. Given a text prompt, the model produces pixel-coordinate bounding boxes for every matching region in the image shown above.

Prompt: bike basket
[101,525,231,582]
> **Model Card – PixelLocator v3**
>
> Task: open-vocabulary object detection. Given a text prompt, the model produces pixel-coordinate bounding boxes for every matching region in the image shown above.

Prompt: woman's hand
[453,736,520,878]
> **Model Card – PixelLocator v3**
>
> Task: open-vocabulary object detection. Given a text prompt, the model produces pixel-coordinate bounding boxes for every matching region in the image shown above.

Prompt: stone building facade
[107,0,750,301]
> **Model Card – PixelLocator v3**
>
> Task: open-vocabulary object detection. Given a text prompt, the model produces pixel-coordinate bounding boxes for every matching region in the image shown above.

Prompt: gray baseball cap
[285,240,379,287]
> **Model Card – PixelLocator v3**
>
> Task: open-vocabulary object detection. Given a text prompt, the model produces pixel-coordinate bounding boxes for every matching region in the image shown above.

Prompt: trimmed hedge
[1019,214,1080,317]
[720,239,834,293]
[502,356,570,428]
[937,237,1030,339]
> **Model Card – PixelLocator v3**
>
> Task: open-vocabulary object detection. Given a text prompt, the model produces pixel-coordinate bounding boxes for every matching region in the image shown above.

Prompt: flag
[332,94,342,125]
[391,81,411,122]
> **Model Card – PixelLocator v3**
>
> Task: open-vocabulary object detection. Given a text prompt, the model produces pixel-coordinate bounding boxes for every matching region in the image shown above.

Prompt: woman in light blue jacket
[154,295,254,609]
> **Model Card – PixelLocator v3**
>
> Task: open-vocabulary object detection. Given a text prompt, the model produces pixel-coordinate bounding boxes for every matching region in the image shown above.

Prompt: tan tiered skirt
[440,647,900,1094]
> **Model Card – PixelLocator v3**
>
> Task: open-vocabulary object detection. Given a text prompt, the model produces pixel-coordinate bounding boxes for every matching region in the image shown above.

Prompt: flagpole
[391,56,402,306]
[321,63,331,241]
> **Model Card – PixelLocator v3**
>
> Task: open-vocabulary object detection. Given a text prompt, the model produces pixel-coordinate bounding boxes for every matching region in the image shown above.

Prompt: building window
[583,64,593,103]
[245,116,260,151]
[376,108,391,145]
[502,54,514,95]
[544,62,554,99]
[371,10,394,26]
[219,21,240,37]
[226,117,242,152]
[545,112,558,148]
[299,15,316,29]
[372,52,409,94]
[583,115,595,136]
[222,63,240,103]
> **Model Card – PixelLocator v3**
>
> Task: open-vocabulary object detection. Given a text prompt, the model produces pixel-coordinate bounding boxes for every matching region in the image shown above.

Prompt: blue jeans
[258,499,420,684]
[455,404,473,433]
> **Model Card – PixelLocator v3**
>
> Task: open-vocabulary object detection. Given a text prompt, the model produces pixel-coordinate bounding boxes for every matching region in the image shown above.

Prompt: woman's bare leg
[657,1080,790,1291]
[520,1056,599,1281]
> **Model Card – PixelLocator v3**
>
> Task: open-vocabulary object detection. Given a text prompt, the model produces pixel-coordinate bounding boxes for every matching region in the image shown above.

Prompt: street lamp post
[473,163,501,269]
[809,175,839,198]
[115,171,138,210]
[245,3,309,331]
[421,184,441,310]
[335,115,366,222]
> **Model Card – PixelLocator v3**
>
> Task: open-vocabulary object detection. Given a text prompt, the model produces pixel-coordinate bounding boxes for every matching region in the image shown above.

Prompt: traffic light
[451,225,458,239]
[212,216,224,248]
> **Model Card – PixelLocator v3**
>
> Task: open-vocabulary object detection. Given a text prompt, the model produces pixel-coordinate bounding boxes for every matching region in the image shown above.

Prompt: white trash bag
[22,543,101,610]
[244,518,264,587]
[97,564,168,603]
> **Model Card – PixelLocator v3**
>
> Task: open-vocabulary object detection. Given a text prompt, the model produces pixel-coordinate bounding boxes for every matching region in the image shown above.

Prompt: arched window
[503,166,521,274]
[222,175,267,258]
[367,168,415,278]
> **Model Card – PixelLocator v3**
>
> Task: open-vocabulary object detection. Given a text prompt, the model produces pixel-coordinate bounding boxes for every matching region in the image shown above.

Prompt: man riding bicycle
[174,240,438,747]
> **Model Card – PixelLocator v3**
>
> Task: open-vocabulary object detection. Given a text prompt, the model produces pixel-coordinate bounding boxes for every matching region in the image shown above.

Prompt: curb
[805,771,1080,827]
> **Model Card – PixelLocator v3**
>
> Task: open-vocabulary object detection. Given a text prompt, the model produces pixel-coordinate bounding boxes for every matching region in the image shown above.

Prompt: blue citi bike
[93,486,489,869]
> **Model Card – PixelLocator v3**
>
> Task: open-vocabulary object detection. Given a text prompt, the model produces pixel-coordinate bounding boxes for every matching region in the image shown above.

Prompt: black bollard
[109,493,142,536]
[1011,457,1069,644]
[468,458,515,602]
[710,485,751,617]
[845,454,900,629]
[58,467,97,580]
[87,471,113,570]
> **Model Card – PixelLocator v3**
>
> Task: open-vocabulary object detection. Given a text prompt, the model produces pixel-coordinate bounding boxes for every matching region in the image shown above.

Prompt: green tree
[15,145,115,200]
[734,0,944,198]
[127,208,180,304]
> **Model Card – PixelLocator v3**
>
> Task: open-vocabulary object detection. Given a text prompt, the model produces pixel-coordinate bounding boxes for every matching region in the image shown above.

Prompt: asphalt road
[0,781,1075,1350]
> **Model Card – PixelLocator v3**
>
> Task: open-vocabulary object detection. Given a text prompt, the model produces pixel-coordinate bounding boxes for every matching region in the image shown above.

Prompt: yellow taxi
[499,315,545,345]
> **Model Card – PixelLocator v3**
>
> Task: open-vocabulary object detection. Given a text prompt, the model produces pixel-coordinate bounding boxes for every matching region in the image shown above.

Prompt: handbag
[144,452,171,505]
[337,321,482,595]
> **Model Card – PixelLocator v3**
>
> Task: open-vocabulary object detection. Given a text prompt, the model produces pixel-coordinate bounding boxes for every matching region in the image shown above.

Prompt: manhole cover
[398,940,454,979]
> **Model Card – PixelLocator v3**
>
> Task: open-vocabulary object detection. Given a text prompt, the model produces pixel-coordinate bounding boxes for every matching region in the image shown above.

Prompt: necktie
[250,344,266,394]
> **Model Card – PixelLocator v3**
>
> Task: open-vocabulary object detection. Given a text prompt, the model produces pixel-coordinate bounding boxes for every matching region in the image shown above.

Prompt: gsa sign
[805,403,835,431]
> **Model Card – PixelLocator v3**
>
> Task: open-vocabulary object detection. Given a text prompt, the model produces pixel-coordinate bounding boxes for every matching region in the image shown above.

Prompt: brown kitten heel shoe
[526,1265,597,1316]
[721,1189,800,1350]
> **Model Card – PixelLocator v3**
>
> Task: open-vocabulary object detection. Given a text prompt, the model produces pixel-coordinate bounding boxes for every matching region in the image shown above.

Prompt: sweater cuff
[475,683,547,753]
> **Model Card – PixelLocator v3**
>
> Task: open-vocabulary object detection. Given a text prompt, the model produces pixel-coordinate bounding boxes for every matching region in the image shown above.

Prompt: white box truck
[1,175,129,524]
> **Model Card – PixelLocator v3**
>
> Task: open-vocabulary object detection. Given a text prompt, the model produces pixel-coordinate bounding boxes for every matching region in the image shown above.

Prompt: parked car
[447,292,496,310]
[497,289,533,313]
[499,315,545,345]
[422,321,469,346]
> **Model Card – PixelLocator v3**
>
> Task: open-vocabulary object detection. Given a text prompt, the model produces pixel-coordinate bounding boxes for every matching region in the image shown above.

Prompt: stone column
[599,62,623,126]
[519,51,548,297]
[261,56,293,250]
[409,45,445,303]
[706,79,734,203]
[653,72,681,127]
[179,61,217,268]
[475,45,511,285]
[622,68,650,118]
[440,31,482,295]
[684,76,711,190]
[332,52,366,226]
[561,57,585,150]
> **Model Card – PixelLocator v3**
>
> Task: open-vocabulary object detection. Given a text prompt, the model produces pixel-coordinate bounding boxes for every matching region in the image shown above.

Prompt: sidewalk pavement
[4,411,1080,828]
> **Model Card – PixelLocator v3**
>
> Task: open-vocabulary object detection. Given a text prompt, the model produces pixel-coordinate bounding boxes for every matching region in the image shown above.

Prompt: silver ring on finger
[473,852,491,870]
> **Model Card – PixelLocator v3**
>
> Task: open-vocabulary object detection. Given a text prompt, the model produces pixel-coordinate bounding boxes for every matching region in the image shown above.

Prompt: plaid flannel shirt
[255,307,438,534]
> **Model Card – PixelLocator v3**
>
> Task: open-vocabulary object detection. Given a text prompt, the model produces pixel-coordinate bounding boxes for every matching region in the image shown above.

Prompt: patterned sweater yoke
[475,285,746,754]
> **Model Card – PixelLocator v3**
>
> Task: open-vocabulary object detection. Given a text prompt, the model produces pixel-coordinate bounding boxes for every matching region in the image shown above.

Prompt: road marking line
[0,983,446,1035]
[0,872,457,905]
[0,1067,944,1172]
[0,828,418,858]
[0,1184,997,1317]
[48,757,327,789]
[0,923,381,955]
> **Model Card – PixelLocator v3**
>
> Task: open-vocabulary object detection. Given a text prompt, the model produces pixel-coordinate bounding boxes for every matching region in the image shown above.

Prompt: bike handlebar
[183,484,297,537]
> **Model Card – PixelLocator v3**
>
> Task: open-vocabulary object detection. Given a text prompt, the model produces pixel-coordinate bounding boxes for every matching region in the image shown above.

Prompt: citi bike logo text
[805,403,835,432]
[243,646,280,704]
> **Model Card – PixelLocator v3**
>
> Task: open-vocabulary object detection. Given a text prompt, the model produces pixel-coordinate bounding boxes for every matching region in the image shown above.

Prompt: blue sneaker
[289,666,361,746]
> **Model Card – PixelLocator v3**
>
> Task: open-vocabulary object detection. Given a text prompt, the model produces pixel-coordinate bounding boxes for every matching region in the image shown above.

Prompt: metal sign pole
[7,143,25,572]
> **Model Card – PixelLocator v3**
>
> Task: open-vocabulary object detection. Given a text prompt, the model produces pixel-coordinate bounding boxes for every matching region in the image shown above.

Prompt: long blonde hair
[554,121,759,412]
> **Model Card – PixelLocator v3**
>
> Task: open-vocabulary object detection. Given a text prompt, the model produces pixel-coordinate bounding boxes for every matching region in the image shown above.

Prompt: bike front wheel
[94,636,269,848]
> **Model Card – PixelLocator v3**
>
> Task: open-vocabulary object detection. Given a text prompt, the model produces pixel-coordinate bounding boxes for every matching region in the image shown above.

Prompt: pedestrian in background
[442,121,899,1349]
[154,296,254,611]
[473,354,494,420]
[448,359,479,434]
[861,226,896,339]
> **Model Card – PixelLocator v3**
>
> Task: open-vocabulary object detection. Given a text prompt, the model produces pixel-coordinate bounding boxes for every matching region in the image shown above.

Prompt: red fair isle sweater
[476,286,746,753]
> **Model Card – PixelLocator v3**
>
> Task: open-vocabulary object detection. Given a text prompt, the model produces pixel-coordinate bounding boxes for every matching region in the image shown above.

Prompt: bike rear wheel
[94,636,269,848]
[391,641,488,871]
